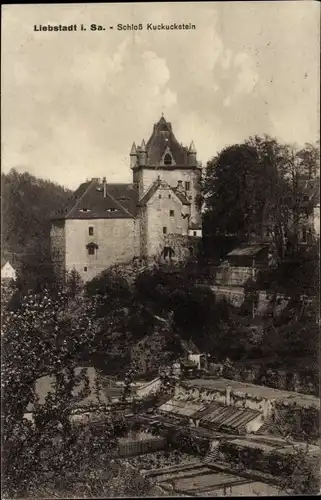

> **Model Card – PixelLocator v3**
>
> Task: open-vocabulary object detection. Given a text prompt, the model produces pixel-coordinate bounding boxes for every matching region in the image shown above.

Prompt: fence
[113,435,167,458]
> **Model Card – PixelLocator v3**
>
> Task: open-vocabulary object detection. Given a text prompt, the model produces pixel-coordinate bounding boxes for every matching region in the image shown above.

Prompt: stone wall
[50,220,66,279]
[146,185,189,258]
[163,234,199,262]
[64,218,139,282]
[214,265,256,286]
[175,383,273,419]
[136,167,202,225]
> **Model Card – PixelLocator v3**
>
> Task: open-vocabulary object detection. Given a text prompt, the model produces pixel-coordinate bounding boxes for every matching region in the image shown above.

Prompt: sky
[2,1,320,189]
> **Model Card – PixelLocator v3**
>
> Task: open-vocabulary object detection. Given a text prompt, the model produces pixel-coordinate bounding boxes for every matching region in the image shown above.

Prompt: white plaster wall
[65,218,139,282]
[136,167,201,224]
[146,186,189,257]
[1,263,16,280]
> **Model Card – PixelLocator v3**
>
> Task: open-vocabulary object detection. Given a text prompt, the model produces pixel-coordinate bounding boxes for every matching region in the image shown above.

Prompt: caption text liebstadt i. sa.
[33,23,197,32]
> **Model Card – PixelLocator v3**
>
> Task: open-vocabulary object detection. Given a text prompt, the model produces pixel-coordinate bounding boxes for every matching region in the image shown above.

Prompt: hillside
[1,168,72,284]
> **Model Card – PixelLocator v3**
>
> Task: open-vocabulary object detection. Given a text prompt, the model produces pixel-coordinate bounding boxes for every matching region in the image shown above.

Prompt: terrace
[135,457,285,496]
[182,378,320,409]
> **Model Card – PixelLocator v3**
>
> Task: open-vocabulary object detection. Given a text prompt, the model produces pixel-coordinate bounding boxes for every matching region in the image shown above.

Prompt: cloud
[2,2,319,188]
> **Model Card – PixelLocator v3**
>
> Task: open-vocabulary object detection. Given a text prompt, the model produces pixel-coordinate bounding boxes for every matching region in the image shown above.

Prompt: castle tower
[130,115,202,226]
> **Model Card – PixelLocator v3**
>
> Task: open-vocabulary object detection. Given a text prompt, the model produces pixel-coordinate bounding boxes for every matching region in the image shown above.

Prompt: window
[193,231,197,236]
[159,194,162,199]
[86,242,98,256]
[164,153,172,165]
[302,227,307,243]
[84,266,88,272]
[163,226,167,234]
[89,226,94,236]
[168,194,171,199]
[170,210,174,217]
[185,181,191,191]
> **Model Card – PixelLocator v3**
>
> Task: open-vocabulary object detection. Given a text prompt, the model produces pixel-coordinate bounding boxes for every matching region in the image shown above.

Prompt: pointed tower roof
[145,116,188,166]
[130,142,137,155]
[189,141,197,154]
[141,139,146,151]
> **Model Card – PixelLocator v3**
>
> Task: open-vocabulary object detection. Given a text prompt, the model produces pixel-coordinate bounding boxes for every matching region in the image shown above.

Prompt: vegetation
[1,168,72,292]
[201,136,319,262]
[218,440,319,495]
[2,136,319,497]
[200,135,319,382]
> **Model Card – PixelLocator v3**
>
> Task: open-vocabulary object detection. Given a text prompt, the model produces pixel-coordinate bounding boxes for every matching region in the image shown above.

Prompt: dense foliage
[202,137,320,262]
[1,168,71,291]
[218,440,319,495]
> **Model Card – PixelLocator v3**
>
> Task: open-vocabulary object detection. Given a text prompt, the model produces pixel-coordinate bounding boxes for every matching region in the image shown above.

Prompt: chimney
[176,180,184,192]
[102,177,107,198]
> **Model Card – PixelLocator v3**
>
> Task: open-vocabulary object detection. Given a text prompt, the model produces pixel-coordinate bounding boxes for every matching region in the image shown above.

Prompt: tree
[1,288,121,498]
[202,142,263,246]
[1,169,71,276]
[202,136,320,262]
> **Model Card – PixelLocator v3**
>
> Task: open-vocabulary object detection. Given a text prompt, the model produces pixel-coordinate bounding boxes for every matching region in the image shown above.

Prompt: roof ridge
[65,180,93,218]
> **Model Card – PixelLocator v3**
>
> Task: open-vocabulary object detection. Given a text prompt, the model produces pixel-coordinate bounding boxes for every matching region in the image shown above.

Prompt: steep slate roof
[138,179,190,206]
[173,189,191,205]
[52,178,138,220]
[144,116,189,166]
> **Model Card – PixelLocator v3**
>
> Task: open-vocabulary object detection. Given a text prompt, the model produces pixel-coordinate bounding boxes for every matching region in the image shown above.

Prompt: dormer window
[164,153,173,165]
[79,208,91,213]
[105,208,119,213]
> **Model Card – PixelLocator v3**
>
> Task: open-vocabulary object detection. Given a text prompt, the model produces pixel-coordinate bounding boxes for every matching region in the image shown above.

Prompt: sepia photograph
[1,1,320,497]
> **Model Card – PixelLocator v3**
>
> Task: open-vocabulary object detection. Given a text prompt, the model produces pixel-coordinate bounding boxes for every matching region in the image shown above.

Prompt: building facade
[51,116,203,282]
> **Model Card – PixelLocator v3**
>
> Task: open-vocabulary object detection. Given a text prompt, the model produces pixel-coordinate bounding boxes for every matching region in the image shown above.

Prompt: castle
[51,116,203,282]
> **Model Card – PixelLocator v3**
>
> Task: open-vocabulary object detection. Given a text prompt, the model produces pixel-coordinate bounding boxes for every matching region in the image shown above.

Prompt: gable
[1,262,16,279]
[147,187,183,208]
[138,179,190,207]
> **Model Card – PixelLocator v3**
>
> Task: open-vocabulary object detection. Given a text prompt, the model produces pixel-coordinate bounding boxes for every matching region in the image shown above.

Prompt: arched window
[86,242,98,256]
[164,153,173,165]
